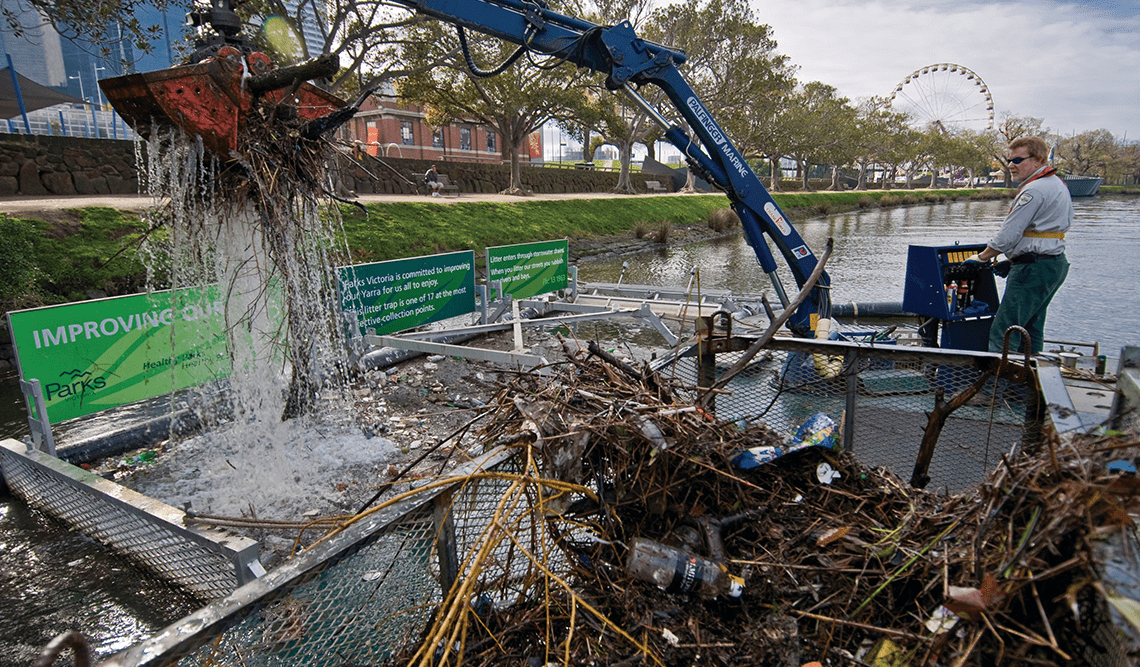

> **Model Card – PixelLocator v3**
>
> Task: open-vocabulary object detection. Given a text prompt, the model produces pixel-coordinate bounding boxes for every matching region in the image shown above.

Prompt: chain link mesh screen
[0,442,250,601]
[89,448,568,667]
[657,338,1036,494]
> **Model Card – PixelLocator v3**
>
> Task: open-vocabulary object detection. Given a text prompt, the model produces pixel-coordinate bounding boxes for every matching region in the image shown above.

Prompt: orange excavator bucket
[100,46,346,158]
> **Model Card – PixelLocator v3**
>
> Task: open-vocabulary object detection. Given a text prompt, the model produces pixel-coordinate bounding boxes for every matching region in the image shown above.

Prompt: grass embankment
[337,195,732,263]
[1,189,1010,311]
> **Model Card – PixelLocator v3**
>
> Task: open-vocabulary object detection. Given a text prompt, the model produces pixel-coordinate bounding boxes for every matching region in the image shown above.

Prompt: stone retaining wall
[0,134,672,198]
[0,135,140,196]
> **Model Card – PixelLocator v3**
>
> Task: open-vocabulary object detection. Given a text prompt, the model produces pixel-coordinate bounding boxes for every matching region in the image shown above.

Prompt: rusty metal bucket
[99,47,345,157]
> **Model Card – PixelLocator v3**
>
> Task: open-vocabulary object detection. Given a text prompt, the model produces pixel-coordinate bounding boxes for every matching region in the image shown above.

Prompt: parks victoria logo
[48,368,108,403]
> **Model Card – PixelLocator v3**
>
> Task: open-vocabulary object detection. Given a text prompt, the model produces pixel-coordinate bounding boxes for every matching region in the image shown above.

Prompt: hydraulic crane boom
[403,0,831,334]
[100,0,831,334]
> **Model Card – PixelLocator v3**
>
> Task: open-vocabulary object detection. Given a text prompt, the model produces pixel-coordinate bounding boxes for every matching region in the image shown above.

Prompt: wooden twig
[698,238,833,408]
[789,610,926,641]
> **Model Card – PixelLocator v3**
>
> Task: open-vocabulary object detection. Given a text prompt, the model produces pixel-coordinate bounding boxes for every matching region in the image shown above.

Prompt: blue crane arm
[403,0,831,333]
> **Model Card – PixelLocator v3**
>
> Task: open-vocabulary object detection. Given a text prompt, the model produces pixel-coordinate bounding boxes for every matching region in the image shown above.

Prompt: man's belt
[1011,252,1064,264]
[1022,230,1066,239]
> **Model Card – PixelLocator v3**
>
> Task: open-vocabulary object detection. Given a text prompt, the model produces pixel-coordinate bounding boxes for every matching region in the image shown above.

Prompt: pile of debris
[389,339,1139,666]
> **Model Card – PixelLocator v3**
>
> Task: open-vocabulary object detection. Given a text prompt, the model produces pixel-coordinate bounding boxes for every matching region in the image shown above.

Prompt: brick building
[342,92,542,164]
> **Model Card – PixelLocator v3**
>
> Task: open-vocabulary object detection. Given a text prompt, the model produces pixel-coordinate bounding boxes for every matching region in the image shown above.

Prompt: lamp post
[68,74,91,138]
[93,64,108,138]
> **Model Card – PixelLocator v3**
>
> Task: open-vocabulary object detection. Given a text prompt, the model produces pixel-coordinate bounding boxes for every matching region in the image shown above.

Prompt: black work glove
[993,260,1011,278]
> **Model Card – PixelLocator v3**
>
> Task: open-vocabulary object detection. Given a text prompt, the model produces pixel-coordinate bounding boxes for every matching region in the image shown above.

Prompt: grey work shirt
[988,167,1072,259]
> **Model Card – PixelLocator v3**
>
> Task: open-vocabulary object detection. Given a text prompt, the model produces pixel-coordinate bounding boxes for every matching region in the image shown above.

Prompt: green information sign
[7,286,233,424]
[485,239,568,300]
[338,251,476,335]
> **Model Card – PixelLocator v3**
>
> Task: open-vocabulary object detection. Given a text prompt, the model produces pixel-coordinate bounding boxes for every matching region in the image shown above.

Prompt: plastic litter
[732,413,839,470]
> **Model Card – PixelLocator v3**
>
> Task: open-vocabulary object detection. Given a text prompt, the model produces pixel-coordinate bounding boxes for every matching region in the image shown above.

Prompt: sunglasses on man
[1008,156,1033,164]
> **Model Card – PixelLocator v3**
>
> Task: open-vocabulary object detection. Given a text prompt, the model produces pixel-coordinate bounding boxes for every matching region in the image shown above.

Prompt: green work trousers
[988,254,1069,354]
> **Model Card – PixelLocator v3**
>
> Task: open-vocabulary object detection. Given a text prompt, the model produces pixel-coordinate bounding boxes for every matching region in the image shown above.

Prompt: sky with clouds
[753,0,1140,141]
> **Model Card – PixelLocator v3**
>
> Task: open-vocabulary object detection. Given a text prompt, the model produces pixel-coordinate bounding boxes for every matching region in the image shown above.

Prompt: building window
[460,127,471,151]
[486,131,496,152]
[432,128,444,148]
[400,120,414,146]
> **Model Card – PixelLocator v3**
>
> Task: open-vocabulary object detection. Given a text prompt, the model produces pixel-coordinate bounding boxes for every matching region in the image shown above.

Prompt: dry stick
[950,628,984,667]
[1091,439,1140,452]
[1029,580,1061,651]
[698,238,833,408]
[992,618,1072,661]
[911,368,993,488]
[731,560,885,574]
[670,450,765,491]
[789,610,926,642]
[354,407,490,515]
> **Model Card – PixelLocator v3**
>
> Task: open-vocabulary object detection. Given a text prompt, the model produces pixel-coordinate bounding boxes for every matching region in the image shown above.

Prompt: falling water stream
[1,129,398,665]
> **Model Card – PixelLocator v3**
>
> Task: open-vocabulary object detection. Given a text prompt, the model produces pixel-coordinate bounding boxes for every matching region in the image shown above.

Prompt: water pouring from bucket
[99,0,365,425]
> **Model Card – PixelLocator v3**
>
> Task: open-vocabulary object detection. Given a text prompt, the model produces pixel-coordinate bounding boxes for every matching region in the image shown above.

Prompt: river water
[577,195,1140,359]
[0,194,1137,664]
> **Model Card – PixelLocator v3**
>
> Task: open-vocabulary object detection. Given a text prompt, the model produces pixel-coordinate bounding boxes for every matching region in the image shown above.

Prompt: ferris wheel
[889,63,994,133]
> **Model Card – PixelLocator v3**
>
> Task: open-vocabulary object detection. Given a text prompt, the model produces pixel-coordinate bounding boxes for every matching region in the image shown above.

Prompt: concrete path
[0,190,694,216]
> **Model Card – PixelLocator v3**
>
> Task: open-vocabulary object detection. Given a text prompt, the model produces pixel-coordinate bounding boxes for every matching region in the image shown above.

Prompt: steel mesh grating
[660,340,1035,494]
[0,449,239,600]
[175,503,441,667]
[86,447,570,666]
[449,455,573,609]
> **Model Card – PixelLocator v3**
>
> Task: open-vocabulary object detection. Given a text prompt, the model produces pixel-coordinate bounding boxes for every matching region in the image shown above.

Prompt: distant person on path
[425,165,443,197]
[966,136,1071,353]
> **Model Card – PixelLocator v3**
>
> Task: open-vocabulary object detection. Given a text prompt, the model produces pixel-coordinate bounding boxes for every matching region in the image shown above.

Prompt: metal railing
[655,336,1040,494]
[0,439,263,602]
[7,335,1052,665]
[96,446,562,667]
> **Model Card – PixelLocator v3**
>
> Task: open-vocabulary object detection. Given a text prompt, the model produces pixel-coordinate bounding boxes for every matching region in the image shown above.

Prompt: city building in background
[0,0,183,137]
[1,1,535,162]
[343,87,541,165]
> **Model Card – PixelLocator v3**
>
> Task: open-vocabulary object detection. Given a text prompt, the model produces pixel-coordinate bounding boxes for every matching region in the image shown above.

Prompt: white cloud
[752,0,1140,139]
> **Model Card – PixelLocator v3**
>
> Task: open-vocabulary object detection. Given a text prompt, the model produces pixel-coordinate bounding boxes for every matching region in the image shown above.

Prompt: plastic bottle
[625,537,744,598]
[946,282,956,311]
[957,280,970,310]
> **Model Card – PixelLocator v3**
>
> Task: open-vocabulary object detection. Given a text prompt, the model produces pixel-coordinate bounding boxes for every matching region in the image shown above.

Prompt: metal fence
[655,336,1038,494]
[4,335,1047,666]
[0,440,263,602]
[3,104,137,140]
[96,447,564,667]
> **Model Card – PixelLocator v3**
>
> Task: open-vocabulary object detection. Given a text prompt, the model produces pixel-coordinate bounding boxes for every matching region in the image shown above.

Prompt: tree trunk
[613,140,636,193]
[829,165,841,191]
[799,159,811,191]
[769,156,781,192]
[502,139,528,195]
[856,159,868,191]
[680,168,698,193]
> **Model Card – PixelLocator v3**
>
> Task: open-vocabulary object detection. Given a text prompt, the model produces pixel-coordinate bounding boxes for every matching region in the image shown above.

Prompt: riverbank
[0,187,1014,373]
[0,188,1013,304]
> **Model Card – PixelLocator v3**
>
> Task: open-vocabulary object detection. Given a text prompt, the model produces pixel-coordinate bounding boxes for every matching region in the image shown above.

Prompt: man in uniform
[966,136,1071,354]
